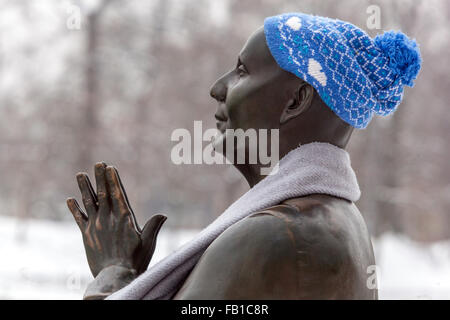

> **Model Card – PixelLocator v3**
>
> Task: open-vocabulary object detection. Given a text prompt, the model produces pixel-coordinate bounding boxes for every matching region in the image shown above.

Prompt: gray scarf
[108,142,361,300]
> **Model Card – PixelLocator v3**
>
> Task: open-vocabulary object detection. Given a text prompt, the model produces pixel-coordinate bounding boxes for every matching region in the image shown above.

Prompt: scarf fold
[108,142,360,300]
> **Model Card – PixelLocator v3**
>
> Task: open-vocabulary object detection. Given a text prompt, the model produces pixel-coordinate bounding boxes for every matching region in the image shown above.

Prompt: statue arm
[83,265,138,300]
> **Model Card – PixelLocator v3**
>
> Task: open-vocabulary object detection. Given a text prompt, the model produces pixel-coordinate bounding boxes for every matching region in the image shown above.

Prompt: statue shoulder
[175,195,376,299]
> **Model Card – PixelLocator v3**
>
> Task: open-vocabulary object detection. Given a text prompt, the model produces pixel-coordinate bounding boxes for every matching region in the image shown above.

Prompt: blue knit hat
[264,13,422,129]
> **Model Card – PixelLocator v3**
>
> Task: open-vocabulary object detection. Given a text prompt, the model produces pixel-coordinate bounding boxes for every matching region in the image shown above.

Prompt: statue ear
[280,83,314,125]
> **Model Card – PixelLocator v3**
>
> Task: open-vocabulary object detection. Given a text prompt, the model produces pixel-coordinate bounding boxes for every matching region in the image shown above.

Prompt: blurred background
[0,0,449,299]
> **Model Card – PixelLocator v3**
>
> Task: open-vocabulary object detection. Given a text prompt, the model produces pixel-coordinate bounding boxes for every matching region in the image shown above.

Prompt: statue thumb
[140,214,167,262]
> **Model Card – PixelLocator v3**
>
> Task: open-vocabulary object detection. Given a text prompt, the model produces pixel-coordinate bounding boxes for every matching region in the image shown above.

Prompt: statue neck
[234,163,266,188]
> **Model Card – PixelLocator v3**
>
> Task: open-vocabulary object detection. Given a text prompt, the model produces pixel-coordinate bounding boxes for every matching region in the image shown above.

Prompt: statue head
[210,13,421,183]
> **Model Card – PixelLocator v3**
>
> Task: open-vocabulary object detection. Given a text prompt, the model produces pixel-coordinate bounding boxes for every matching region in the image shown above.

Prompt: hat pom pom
[374,31,422,87]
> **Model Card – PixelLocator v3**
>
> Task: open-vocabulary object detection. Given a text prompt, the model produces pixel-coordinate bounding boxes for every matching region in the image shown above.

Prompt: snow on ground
[0,216,449,299]
[373,233,450,299]
[0,216,197,299]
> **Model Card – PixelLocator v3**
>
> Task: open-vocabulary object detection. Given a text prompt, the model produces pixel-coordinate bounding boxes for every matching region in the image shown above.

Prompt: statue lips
[214,111,228,133]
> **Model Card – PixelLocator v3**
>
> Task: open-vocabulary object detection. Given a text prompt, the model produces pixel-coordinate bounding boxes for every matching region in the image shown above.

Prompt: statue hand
[67,162,166,277]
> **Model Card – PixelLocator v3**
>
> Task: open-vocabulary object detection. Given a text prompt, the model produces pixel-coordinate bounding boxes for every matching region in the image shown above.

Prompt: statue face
[209,26,354,167]
[210,27,297,156]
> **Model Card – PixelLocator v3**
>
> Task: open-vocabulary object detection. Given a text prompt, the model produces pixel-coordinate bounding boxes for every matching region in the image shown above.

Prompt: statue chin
[211,130,243,166]
[212,130,260,167]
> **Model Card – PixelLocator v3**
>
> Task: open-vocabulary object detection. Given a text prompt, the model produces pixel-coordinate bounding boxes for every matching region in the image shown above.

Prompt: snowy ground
[0,216,449,299]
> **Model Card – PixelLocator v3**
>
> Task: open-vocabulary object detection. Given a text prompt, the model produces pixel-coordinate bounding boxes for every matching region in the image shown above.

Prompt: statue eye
[237,64,248,77]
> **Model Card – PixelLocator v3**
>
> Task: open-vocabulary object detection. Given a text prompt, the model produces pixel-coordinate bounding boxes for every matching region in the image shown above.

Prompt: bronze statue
[68,12,421,299]
[68,27,376,300]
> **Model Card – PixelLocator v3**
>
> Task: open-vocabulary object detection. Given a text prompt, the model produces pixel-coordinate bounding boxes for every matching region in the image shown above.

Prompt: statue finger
[94,162,109,211]
[76,172,98,216]
[67,198,88,231]
[105,166,131,218]
[113,167,139,230]
[141,214,167,247]
[138,214,167,273]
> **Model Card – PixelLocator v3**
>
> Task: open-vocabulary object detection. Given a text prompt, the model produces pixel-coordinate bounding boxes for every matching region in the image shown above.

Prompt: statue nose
[210,80,227,102]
